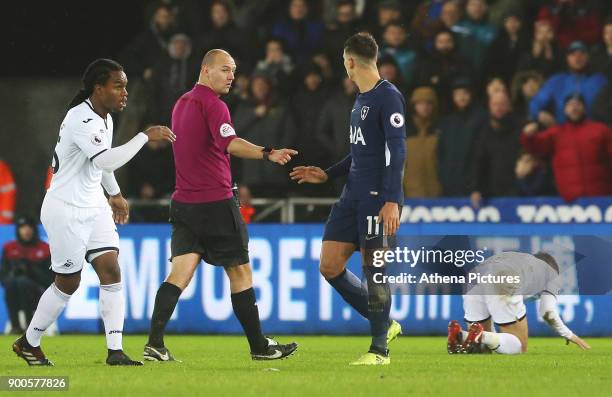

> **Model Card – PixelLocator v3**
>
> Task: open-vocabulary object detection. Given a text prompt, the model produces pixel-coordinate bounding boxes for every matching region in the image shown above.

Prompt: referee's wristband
[262,147,273,161]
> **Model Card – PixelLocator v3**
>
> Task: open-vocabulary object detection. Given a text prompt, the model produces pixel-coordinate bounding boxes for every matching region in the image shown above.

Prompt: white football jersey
[473,251,561,297]
[47,99,113,207]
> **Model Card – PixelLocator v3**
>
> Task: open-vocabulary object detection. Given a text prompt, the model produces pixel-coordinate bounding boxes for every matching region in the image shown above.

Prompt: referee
[144,49,298,361]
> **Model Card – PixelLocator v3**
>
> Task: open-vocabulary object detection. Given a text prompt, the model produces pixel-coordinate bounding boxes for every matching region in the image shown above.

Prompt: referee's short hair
[534,252,560,274]
[344,32,378,64]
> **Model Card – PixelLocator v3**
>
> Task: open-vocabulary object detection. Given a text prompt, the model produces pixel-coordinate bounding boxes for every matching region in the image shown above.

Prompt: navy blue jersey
[326,80,407,204]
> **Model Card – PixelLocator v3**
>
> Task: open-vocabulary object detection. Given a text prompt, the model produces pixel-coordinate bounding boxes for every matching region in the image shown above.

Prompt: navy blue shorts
[323,196,395,249]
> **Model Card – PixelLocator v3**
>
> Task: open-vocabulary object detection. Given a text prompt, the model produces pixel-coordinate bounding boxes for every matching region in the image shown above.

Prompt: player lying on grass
[447,251,591,355]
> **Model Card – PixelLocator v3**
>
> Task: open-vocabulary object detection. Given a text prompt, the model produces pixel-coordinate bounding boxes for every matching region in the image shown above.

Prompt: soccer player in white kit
[12,59,175,366]
[448,251,590,355]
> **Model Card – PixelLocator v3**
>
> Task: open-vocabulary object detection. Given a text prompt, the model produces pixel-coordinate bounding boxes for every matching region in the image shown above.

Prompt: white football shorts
[41,194,119,274]
[462,293,527,326]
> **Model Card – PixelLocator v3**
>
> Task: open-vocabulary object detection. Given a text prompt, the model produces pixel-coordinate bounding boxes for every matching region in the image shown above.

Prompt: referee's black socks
[148,282,182,348]
[231,288,268,353]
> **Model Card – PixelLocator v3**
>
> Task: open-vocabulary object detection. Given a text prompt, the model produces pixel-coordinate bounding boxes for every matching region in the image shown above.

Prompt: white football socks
[26,283,71,347]
[482,332,522,354]
[99,283,125,350]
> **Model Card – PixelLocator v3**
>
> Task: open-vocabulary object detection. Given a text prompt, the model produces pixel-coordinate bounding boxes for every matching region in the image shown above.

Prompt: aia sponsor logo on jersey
[350,125,366,145]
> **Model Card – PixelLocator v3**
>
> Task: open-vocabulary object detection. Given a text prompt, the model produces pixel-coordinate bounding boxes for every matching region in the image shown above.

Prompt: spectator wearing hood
[470,91,522,206]
[0,217,52,334]
[403,87,442,198]
[119,3,180,80]
[291,64,330,166]
[529,41,608,126]
[145,33,200,126]
[485,10,530,84]
[520,95,612,202]
[416,29,473,112]
[438,79,487,196]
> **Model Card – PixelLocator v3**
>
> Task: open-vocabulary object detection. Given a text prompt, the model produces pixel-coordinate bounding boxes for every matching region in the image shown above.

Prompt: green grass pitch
[1,335,612,397]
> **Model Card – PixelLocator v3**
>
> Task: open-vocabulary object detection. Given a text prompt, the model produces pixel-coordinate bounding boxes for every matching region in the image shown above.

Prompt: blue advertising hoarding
[1,219,610,336]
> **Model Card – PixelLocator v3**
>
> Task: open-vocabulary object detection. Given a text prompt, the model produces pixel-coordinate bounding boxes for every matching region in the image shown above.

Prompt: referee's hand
[144,126,176,143]
[268,148,298,165]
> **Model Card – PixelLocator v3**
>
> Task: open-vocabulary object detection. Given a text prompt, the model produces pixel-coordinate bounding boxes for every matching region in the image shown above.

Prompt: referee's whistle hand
[144,125,176,143]
[268,148,298,165]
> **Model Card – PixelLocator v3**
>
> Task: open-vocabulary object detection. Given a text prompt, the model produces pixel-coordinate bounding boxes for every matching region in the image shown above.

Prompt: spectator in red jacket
[520,95,612,202]
[1,217,52,333]
[537,0,603,49]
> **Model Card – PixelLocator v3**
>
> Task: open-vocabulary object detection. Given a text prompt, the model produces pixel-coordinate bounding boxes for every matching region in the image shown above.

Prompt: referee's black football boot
[250,337,298,361]
[143,344,182,362]
[12,335,54,366]
[106,350,144,366]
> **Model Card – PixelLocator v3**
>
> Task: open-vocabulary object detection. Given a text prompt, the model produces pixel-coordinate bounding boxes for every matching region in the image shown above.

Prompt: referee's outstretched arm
[227,138,298,166]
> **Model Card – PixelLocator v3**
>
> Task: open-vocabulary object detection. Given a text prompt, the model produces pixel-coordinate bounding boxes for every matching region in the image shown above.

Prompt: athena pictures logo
[390,112,404,128]
[220,123,236,137]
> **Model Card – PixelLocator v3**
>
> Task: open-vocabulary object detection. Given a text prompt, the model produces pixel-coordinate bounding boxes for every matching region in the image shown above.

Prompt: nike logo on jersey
[83,118,93,123]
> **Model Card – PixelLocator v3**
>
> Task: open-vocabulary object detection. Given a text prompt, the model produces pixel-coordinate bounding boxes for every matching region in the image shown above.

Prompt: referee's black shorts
[169,198,249,267]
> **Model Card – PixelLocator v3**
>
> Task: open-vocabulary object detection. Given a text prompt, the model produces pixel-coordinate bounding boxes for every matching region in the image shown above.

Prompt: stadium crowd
[2,0,611,225]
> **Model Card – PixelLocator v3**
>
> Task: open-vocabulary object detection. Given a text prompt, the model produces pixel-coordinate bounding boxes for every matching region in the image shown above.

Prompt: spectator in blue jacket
[528,41,608,126]
[271,0,325,67]
[379,22,419,88]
